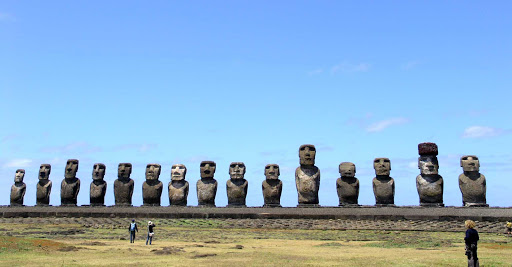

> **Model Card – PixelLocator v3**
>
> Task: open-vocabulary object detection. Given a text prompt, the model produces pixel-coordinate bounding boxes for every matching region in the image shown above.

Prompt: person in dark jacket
[464,220,479,267]
[146,221,156,245]
[129,219,138,243]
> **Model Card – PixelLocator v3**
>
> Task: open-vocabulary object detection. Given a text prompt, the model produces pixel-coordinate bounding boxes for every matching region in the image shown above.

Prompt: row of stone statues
[9,143,487,208]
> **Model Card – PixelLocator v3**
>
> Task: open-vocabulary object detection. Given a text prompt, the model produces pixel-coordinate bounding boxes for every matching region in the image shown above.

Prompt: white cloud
[307,69,323,75]
[462,126,506,138]
[366,117,410,133]
[331,61,371,73]
[3,159,32,168]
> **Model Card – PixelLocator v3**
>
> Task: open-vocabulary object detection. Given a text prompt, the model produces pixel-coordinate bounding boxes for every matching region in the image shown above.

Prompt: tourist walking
[129,219,138,243]
[146,221,156,245]
[505,221,512,236]
[464,220,479,267]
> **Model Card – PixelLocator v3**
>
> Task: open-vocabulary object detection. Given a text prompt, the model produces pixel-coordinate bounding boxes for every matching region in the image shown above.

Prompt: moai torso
[372,158,395,206]
[295,144,320,206]
[458,155,487,207]
[114,163,134,206]
[168,164,189,206]
[142,163,163,206]
[61,159,81,206]
[90,163,107,206]
[197,161,217,207]
[10,169,26,206]
[336,162,359,206]
[36,164,52,206]
[416,143,444,207]
[262,164,282,207]
[226,162,248,207]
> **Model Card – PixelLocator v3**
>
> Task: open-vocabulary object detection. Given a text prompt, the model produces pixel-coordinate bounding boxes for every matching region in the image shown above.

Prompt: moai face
[200,161,216,179]
[65,159,79,179]
[461,155,480,172]
[39,164,51,180]
[264,164,280,180]
[299,144,316,166]
[373,158,391,176]
[118,163,132,179]
[171,164,187,181]
[145,164,161,181]
[229,162,246,180]
[418,156,439,175]
[92,163,106,181]
[339,162,356,177]
[14,169,25,183]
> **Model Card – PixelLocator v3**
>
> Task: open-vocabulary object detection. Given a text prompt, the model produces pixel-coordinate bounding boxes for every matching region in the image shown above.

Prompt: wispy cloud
[331,61,371,73]
[307,69,324,76]
[1,134,19,143]
[401,61,421,70]
[366,117,410,133]
[462,126,508,138]
[2,159,32,168]
[39,141,102,154]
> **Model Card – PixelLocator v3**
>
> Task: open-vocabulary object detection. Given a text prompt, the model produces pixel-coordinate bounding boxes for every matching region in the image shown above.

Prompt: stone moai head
[461,155,480,172]
[65,159,79,179]
[92,163,106,181]
[264,164,280,180]
[39,164,51,180]
[14,169,25,183]
[118,163,132,179]
[145,163,161,181]
[171,164,187,181]
[200,161,216,179]
[373,158,391,176]
[418,142,439,175]
[229,162,246,180]
[299,144,316,166]
[339,162,356,177]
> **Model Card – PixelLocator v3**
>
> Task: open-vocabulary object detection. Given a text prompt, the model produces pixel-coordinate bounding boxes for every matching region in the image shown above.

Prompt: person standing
[464,220,480,267]
[505,221,512,236]
[146,221,156,245]
[129,219,138,243]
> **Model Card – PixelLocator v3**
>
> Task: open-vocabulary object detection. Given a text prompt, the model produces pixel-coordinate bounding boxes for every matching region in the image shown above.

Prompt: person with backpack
[129,219,138,243]
[506,221,512,236]
[146,221,156,245]
[464,220,480,267]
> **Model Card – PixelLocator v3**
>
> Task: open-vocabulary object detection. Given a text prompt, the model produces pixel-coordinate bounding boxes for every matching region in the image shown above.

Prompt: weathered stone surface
[197,161,217,207]
[336,162,359,206]
[459,155,487,207]
[36,164,52,206]
[226,162,248,207]
[61,159,80,206]
[168,164,189,206]
[90,163,107,206]
[114,163,134,206]
[416,142,444,207]
[10,169,26,206]
[295,144,320,206]
[372,158,395,206]
[262,164,282,207]
[142,163,163,206]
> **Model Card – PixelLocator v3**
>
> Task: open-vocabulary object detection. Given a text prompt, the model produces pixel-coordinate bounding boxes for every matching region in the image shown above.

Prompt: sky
[1,1,511,207]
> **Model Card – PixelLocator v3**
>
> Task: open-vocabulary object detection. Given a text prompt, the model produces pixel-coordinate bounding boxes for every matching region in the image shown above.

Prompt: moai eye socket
[200,163,206,167]
[473,156,479,160]
[265,166,270,169]
[462,157,468,160]
[309,147,316,151]
[384,159,390,163]
[179,166,185,170]
[230,164,236,168]
[300,147,305,151]
[374,160,380,163]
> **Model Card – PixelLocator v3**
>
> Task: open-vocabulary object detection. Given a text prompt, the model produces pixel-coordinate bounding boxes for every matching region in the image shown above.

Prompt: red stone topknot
[418,142,438,156]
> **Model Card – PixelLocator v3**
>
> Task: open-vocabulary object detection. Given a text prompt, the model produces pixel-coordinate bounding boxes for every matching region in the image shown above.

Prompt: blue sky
[1,1,511,207]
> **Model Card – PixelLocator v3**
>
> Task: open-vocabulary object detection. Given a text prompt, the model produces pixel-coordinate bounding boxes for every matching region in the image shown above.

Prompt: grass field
[1,219,511,266]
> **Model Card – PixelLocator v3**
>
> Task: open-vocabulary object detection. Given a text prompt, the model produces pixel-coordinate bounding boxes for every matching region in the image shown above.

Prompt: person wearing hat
[128,219,138,243]
[146,221,156,245]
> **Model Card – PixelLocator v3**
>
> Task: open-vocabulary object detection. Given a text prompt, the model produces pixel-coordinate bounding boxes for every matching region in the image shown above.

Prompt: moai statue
[459,155,488,207]
[90,163,107,206]
[226,162,248,207]
[168,164,189,206]
[262,164,282,207]
[142,163,163,206]
[196,161,217,207]
[36,164,52,206]
[336,162,360,206]
[10,169,26,206]
[61,159,81,206]
[295,144,320,207]
[416,142,444,207]
[114,163,134,206]
[372,158,395,206]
